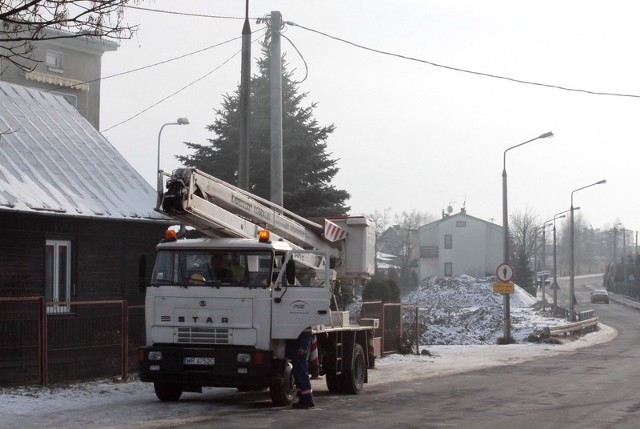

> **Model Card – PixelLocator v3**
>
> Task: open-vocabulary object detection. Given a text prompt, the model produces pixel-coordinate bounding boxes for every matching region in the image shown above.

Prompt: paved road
[170,274,640,429]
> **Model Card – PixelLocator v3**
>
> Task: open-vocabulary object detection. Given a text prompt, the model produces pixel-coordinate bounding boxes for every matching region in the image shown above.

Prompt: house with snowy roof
[412,208,503,280]
[0,81,169,305]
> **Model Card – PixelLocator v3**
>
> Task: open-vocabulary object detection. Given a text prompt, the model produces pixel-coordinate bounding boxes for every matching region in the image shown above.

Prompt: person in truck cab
[210,255,233,282]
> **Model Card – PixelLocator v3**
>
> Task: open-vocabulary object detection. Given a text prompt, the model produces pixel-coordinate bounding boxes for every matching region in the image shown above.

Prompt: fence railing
[0,298,145,387]
[548,317,599,336]
[360,301,417,355]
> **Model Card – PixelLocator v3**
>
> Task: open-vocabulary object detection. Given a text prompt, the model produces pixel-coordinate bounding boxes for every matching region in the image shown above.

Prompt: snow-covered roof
[0,82,167,221]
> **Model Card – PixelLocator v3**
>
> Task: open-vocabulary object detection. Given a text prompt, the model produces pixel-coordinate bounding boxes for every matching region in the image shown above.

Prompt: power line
[124,5,246,20]
[100,30,267,133]
[46,34,244,93]
[100,51,241,133]
[287,21,640,100]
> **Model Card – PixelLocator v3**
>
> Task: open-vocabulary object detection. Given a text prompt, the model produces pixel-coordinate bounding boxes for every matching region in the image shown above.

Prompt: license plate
[183,357,215,365]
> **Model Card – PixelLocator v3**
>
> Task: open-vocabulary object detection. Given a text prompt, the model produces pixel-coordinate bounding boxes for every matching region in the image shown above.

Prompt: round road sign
[496,262,515,282]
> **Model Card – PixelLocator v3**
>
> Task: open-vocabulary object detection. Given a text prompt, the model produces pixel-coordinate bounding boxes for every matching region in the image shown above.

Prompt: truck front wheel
[269,362,296,406]
[154,382,183,401]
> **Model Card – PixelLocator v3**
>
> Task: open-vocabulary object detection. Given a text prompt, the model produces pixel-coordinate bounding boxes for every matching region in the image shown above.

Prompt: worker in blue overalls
[286,327,315,409]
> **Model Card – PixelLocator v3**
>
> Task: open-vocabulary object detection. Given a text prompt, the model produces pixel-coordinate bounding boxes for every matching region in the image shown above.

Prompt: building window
[46,50,64,73]
[45,240,71,313]
[444,262,453,277]
[420,246,439,258]
[456,221,466,227]
[444,234,452,249]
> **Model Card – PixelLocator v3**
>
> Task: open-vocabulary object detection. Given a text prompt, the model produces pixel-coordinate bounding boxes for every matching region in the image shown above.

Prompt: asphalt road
[175,273,640,429]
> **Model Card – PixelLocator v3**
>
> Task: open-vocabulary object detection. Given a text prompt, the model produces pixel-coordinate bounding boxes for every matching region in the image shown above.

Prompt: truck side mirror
[286,259,296,285]
[138,254,147,293]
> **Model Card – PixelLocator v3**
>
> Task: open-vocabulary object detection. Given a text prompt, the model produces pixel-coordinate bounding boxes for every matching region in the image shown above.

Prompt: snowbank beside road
[403,275,566,345]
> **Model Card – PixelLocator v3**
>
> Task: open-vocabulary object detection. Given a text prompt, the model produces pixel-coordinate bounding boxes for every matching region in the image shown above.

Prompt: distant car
[590,289,610,304]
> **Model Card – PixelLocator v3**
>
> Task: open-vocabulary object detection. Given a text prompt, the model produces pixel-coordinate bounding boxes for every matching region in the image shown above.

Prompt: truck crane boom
[161,168,336,250]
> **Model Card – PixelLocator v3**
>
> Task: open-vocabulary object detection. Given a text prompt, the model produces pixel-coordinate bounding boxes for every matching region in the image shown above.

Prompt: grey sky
[100,1,640,235]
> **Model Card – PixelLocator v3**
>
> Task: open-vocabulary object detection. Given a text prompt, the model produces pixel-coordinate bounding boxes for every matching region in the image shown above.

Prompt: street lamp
[549,208,578,314]
[156,118,190,208]
[569,179,606,321]
[501,131,553,341]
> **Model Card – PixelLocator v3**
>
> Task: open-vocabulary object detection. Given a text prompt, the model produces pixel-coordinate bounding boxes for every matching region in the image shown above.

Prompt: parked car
[590,289,610,304]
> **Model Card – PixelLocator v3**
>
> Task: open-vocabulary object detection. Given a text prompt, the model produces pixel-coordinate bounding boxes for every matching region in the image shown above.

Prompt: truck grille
[176,327,230,344]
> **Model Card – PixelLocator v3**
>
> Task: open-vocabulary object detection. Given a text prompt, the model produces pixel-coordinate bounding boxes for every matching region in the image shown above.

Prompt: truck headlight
[237,353,251,363]
[148,351,163,361]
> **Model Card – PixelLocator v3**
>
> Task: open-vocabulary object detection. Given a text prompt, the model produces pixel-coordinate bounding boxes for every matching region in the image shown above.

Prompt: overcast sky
[100,1,640,237]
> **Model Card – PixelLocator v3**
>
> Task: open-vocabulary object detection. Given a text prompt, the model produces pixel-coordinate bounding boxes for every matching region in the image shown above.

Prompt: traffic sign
[492,282,514,294]
[496,262,514,282]
[537,270,551,277]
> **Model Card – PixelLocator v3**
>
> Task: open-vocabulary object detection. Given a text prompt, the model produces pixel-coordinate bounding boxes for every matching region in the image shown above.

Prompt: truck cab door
[271,250,332,339]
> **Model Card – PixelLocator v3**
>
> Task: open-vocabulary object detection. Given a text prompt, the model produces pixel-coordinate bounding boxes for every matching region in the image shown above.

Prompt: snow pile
[401,275,564,345]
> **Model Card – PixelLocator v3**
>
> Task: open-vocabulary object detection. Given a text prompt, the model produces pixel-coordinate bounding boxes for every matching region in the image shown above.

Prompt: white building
[413,209,503,280]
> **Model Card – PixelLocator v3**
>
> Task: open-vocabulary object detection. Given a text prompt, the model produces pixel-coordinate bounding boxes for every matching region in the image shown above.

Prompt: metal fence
[0,298,145,387]
[360,301,418,355]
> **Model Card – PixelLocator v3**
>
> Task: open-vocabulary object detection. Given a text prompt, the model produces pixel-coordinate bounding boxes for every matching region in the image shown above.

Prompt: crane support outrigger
[137,167,377,405]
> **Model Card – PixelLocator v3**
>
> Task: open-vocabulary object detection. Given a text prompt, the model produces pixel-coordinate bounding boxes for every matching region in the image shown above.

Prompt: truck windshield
[151,250,274,288]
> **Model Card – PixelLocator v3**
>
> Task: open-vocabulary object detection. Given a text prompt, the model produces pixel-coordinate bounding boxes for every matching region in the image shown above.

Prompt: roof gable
[419,211,502,232]
[0,82,166,221]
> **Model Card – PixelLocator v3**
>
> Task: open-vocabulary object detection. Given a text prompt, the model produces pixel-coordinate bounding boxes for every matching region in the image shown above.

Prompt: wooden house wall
[0,211,168,304]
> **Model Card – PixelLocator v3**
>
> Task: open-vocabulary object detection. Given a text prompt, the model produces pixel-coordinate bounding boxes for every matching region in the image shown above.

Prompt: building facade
[413,210,503,280]
[0,28,117,129]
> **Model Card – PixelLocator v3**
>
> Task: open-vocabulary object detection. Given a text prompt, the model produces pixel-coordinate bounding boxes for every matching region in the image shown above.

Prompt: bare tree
[509,207,540,260]
[393,209,433,290]
[368,207,391,274]
[1,0,139,72]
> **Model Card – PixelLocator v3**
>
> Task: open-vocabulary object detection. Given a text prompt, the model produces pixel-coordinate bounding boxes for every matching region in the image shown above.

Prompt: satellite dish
[447,205,453,214]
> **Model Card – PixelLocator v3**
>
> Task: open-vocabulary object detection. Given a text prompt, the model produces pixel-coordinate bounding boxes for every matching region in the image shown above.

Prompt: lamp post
[569,179,606,321]
[501,131,553,340]
[549,209,575,314]
[156,118,189,208]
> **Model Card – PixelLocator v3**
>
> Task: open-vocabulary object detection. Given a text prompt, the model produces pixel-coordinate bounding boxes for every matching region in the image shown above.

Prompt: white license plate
[183,357,215,365]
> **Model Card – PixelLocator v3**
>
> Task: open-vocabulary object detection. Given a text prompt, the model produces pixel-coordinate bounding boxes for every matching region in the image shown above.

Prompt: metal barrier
[360,301,417,355]
[548,317,599,336]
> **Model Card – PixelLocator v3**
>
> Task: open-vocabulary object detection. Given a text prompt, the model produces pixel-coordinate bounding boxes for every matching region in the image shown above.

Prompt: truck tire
[154,382,183,401]
[269,362,296,406]
[325,343,366,394]
[342,343,366,394]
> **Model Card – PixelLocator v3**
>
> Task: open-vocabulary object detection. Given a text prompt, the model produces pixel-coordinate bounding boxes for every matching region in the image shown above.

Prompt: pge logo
[290,300,309,314]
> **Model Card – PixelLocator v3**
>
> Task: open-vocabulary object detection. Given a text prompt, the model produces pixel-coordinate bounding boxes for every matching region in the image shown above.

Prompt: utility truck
[137,168,377,405]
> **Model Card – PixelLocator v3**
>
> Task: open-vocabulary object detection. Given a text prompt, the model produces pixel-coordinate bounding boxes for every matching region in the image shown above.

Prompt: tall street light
[550,208,576,314]
[157,118,190,208]
[569,179,606,321]
[501,131,553,341]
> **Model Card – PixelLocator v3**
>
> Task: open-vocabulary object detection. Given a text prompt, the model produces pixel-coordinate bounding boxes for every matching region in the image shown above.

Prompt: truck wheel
[326,369,344,393]
[269,362,296,406]
[342,343,366,394]
[154,382,183,401]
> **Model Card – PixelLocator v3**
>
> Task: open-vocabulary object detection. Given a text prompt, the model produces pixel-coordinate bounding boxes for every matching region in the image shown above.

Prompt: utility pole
[270,11,284,206]
[238,0,251,190]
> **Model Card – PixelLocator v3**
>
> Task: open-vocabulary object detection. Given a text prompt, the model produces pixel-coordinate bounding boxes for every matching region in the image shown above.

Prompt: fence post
[121,300,129,381]
[39,296,48,385]
[415,305,420,354]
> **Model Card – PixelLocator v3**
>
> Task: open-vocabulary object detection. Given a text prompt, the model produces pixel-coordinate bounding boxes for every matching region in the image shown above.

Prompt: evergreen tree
[178,43,350,217]
[513,248,534,288]
[362,276,400,303]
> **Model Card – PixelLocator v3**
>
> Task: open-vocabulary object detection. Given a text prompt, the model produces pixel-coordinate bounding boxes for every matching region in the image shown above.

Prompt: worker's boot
[292,393,315,409]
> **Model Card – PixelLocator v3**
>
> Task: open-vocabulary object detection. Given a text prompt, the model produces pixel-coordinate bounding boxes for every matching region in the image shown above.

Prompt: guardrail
[547,317,599,336]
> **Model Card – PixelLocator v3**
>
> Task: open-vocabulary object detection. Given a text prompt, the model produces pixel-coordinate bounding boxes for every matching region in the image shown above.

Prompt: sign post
[495,262,515,340]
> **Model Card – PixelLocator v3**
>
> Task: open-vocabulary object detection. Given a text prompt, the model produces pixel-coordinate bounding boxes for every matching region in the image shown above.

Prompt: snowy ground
[402,275,567,345]
[0,275,617,428]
